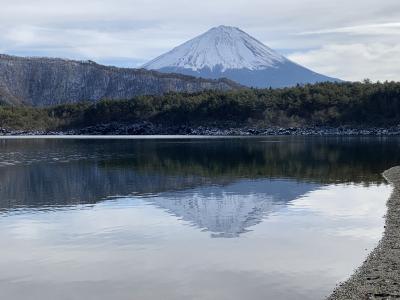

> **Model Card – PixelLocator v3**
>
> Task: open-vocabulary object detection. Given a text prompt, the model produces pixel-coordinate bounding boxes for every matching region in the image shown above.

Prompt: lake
[0,136,399,300]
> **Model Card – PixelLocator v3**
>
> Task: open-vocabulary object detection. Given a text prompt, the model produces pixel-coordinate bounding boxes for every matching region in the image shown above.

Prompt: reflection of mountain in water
[0,137,398,227]
[147,179,319,237]
[0,152,320,236]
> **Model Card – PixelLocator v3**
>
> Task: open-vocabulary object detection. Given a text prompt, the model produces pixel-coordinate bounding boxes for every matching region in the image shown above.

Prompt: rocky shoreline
[1,122,400,136]
[327,166,400,300]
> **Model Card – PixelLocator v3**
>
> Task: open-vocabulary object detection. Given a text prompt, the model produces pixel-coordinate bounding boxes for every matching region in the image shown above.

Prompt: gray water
[0,136,399,300]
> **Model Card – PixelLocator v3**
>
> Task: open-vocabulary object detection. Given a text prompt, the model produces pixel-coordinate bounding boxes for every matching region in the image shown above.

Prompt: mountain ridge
[0,54,240,106]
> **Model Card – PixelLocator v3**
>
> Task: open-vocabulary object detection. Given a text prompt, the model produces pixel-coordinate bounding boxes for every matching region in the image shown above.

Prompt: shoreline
[327,166,400,299]
[1,123,400,136]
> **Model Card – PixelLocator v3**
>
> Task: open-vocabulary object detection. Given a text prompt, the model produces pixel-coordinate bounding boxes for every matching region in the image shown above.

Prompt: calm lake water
[0,136,399,300]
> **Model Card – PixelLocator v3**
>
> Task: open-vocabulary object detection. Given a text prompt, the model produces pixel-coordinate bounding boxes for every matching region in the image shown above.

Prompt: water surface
[0,137,399,300]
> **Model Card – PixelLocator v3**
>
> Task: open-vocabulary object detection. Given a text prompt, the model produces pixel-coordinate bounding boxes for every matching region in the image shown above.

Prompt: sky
[0,0,399,81]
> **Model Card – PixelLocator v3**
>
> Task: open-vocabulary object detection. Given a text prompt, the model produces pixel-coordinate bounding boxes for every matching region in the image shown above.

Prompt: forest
[1,81,399,130]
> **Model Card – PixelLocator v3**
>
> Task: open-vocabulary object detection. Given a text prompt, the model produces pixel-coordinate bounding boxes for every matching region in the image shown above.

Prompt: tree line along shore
[0,81,399,132]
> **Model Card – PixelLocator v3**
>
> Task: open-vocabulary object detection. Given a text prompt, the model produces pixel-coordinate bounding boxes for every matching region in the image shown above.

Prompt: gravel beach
[328,166,400,299]
[1,124,400,136]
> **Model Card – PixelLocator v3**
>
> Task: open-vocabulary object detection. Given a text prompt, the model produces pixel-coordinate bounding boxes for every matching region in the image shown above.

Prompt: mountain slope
[0,54,240,106]
[143,25,340,88]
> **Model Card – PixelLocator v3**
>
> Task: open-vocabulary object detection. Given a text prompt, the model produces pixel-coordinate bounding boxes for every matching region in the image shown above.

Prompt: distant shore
[1,123,400,136]
[327,166,400,299]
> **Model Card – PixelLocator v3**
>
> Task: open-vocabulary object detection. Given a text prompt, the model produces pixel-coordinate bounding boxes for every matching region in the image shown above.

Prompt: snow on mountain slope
[143,25,286,72]
[143,26,340,88]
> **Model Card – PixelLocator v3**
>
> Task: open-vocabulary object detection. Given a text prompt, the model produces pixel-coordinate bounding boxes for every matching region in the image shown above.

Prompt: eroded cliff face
[0,54,240,106]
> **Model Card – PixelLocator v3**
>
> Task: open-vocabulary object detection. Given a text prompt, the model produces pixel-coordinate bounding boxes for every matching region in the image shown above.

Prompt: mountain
[0,54,240,106]
[143,25,340,88]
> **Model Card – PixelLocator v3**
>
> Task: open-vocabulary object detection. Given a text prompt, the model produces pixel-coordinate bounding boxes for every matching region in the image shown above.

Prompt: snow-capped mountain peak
[143,25,287,72]
[143,26,339,88]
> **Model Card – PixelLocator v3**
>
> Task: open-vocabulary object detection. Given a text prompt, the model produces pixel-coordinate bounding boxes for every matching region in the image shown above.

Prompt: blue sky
[1,0,399,81]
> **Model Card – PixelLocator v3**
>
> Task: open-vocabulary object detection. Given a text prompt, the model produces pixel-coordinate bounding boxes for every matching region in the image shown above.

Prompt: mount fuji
[143,26,340,88]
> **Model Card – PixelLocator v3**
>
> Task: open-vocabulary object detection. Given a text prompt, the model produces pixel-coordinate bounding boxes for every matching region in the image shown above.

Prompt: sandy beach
[328,166,400,299]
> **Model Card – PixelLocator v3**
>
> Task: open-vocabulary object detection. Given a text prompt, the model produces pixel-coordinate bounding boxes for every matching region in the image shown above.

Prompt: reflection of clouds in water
[0,182,391,300]
[5,219,45,240]
[289,184,392,240]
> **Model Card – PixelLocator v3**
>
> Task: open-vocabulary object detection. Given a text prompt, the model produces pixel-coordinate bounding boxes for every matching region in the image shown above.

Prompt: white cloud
[289,43,400,81]
[298,22,400,36]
